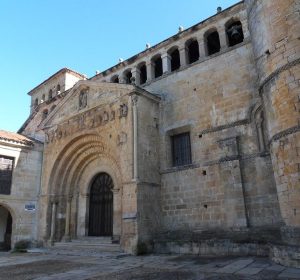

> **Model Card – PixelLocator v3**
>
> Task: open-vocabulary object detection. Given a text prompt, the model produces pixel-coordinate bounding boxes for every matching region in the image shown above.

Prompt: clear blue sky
[0,0,238,132]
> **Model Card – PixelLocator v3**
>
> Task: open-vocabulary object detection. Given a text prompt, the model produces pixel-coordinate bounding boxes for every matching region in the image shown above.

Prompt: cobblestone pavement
[0,250,299,280]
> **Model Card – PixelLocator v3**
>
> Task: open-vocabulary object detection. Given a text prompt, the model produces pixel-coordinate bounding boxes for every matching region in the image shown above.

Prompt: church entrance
[0,205,12,250]
[88,173,113,236]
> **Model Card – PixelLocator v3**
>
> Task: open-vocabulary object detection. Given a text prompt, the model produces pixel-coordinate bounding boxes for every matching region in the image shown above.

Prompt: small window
[48,89,53,100]
[186,39,200,64]
[226,20,244,47]
[205,30,221,55]
[0,155,14,195]
[139,64,147,84]
[168,47,180,72]
[152,55,163,78]
[124,70,132,84]
[56,84,61,93]
[41,94,45,102]
[111,76,119,83]
[171,132,192,167]
[42,109,48,120]
[34,98,38,107]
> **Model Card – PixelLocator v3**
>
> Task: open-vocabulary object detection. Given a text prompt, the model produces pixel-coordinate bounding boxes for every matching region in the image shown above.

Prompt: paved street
[0,250,299,280]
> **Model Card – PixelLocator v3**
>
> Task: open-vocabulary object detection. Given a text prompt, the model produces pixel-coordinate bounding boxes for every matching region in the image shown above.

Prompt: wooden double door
[88,173,113,236]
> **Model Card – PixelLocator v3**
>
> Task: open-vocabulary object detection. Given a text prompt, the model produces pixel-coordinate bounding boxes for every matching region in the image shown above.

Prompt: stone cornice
[160,152,270,174]
[259,57,300,93]
[199,119,250,136]
[269,125,300,144]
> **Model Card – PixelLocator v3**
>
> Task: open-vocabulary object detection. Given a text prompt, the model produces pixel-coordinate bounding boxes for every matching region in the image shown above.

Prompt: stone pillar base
[62,235,71,242]
[281,226,300,246]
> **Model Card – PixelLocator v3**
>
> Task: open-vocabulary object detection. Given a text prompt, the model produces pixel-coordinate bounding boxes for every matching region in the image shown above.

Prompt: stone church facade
[0,0,299,266]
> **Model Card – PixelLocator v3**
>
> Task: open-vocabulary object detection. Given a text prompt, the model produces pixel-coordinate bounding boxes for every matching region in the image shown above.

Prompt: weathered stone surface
[0,0,299,269]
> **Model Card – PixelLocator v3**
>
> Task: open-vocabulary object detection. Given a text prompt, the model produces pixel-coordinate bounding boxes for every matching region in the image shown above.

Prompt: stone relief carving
[117,132,127,145]
[255,110,266,152]
[45,102,128,144]
[132,95,138,106]
[119,104,128,118]
[103,111,109,122]
[79,89,88,110]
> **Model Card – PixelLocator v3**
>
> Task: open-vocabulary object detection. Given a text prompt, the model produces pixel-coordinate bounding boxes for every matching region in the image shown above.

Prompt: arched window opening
[186,39,199,64]
[56,84,61,94]
[152,56,163,78]
[34,98,38,107]
[168,48,180,72]
[226,20,244,47]
[124,70,132,84]
[41,94,45,102]
[139,64,147,84]
[111,76,119,83]
[48,89,53,100]
[42,109,48,120]
[205,30,221,55]
[0,205,12,251]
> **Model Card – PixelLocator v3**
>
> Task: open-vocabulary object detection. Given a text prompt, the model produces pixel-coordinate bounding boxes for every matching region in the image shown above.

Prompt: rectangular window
[0,155,14,195]
[171,132,192,167]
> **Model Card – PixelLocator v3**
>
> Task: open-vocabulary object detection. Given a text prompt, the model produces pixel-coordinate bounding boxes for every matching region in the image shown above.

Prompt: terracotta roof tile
[0,130,34,146]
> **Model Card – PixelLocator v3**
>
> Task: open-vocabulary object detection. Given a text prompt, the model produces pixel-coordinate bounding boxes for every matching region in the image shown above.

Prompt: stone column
[49,199,58,246]
[146,61,154,83]
[63,195,73,242]
[161,53,171,74]
[179,46,188,68]
[112,188,121,242]
[119,73,126,84]
[198,36,206,58]
[131,68,140,85]
[218,25,228,50]
[132,95,139,180]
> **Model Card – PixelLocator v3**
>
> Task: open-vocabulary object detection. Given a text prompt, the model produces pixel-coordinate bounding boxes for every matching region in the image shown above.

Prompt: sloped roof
[0,130,34,146]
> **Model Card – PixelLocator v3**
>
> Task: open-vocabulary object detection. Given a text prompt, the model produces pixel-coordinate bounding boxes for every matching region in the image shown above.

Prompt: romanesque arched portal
[45,134,122,243]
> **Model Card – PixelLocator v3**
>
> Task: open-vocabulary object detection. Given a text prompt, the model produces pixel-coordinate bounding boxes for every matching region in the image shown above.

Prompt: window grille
[0,156,14,195]
[171,132,192,166]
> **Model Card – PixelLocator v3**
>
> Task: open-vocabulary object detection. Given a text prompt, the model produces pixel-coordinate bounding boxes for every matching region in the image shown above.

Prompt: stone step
[52,240,122,253]
[74,236,114,244]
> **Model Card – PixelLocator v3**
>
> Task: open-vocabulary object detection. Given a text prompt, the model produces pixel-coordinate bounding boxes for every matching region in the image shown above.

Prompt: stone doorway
[88,173,113,236]
[0,205,12,250]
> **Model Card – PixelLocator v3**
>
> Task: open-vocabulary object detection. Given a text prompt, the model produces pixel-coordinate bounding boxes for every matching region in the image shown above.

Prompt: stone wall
[0,141,43,247]
[245,0,300,231]
[142,40,282,232]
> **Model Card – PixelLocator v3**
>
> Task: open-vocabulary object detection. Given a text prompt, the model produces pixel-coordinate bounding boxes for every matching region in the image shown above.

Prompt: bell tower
[245,0,300,241]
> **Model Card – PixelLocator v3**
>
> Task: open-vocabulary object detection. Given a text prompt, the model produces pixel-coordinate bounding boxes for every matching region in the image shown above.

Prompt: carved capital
[132,95,138,106]
[67,195,73,203]
[50,197,59,204]
[119,104,128,118]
